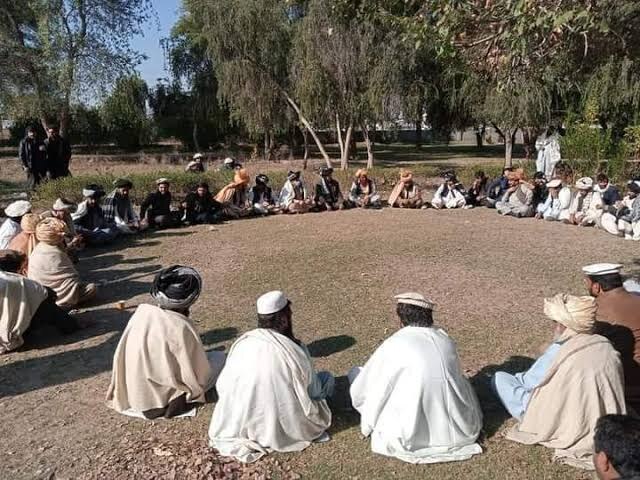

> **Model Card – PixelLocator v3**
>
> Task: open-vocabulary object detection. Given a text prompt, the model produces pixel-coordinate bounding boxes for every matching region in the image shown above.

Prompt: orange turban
[20,213,40,233]
[355,169,368,179]
[234,168,250,186]
[35,217,68,246]
[400,169,413,182]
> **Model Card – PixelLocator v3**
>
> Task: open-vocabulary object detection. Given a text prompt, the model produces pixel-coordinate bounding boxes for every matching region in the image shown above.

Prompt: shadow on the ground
[470,355,534,441]
[201,327,239,347]
[308,335,357,358]
[0,308,129,399]
[327,375,360,435]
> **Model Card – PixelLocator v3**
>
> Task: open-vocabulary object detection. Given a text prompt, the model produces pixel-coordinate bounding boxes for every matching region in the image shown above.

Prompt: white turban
[575,177,594,190]
[543,293,596,334]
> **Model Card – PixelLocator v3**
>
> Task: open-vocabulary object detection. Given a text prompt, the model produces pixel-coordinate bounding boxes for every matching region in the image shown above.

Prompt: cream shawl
[208,328,332,463]
[106,303,214,414]
[27,242,84,308]
[1,271,48,353]
[506,333,626,469]
[350,326,483,464]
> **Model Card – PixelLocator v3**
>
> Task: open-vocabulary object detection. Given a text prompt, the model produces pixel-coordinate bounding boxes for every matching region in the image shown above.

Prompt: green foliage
[69,105,108,146]
[100,76,152,150]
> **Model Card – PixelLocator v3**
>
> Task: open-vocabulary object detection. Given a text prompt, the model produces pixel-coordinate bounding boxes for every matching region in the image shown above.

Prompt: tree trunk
[59,100,71,139]
[302,127,309,170]
[336,114,344,159]
[283,92,331,166]
[504,127,514,167]
[415,120,422,149]
[340,123,353,170]
[289,126,295,162]
[264,132,269,161]
[362,123,374,169]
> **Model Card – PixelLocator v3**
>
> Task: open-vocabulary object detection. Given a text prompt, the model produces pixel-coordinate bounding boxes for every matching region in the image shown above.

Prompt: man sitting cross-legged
[348,169,382,209]
[106,266,225,419]
[493,293,626,469]
[279,171,314,214]
[593,414,640,480]
[72,185,120,247]
[431,173,466,210]
[566,177,602,227]
[388,170,424,209]
[139,178,180,229]
[315,167,348,211]
[182,182,222,225]
[209,290,333,463]
[349,293,483,464]
[496,169,535,218]
[103,179,145,235]
[249,174,280,215]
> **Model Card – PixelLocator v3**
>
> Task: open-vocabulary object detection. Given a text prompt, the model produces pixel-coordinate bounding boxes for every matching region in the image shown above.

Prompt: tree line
[2,1,640,168]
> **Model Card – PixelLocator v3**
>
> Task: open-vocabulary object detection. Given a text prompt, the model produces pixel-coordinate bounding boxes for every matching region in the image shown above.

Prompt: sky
[130,0,182,87]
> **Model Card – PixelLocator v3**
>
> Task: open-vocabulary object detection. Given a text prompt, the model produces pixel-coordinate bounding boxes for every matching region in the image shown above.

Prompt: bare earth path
[1,207,638,479]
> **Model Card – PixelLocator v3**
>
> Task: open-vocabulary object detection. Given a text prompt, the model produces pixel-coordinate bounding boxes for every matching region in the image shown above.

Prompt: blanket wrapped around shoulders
[27,242,84,308]
[506,333,626,469]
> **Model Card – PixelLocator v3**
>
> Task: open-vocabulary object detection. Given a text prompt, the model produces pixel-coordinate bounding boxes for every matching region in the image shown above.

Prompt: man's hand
[535,212,542,220]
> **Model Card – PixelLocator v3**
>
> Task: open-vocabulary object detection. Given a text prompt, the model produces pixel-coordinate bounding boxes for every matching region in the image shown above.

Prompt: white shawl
[0,272,48,353]
[278,180,308,208]
[209,328,332,463]
[350,326,483,464]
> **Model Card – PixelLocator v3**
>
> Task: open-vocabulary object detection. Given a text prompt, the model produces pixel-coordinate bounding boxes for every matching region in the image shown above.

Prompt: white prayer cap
[4,200,32,218]
[582,263,623,276]
[575,177,594,190]
[223,157,235,165]
[546,179,562,188]
[156,177,170,185]
[52,198,75,211]
[257,290,290,315]
[193,153,204,160]
[394,292,435,310]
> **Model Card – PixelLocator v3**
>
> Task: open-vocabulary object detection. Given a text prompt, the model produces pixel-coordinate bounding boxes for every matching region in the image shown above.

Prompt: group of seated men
[60,259,636,473]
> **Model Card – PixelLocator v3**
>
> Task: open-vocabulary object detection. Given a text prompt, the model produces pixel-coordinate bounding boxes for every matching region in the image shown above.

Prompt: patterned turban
[151,265,202,311]
[35,217,68,246]
[543,293,596,334]
[20,213,40,233]
[400,169,413,182]
[355,169,368,179]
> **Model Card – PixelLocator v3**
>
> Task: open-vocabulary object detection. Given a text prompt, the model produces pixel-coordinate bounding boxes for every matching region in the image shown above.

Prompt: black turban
[151,265,202,311]
[113,178,133,189]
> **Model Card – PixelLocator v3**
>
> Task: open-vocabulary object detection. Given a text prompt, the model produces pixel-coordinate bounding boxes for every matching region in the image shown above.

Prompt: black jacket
[18,137,47,172]
[140,191,172,219]
[45,135,72,177]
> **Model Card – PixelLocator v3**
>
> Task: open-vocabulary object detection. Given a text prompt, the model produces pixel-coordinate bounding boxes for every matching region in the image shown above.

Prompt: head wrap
[53,198,75,211]
[193,153,204,160]
[83,184,105,199]
[395,292,435,311]
[256,174,269,185]
[113,178,133,189]
[156,178,170,186]
[223,157,234,165]
[150,265,202,311]
[4,200,32,218]
[628,180,640,194]
[533,171,545,180]
[234,168,250,186]
[257,290,290,315]
[320,167,333,177]
[20,213,40,233]
[35,217,68,246]
[355,169,368,179]
[543,293,596,334]
[575,177,594,190]
[399,169,413,182]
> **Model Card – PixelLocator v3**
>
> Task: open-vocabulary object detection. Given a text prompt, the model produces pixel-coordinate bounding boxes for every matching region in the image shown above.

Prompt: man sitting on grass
[72,185,119,246]
[535,179,564,221]
[249,174,280,215]
[493,293,626,469]
[279,171,313,214]
[0,200,32,250]
[315,167,347,211]
[431,173,466,210]
[496,169,535,218]
[1,249,79,354]
[485,167,513,208]
[183,182,222,225]
[103,179,144,235]
[566,177,602,227]
[593,414,640,480]
[464,170,489,208]
[139,178,179,229]
[107,266,225,419]
[388,170,423,209]
[349,293,483,464]
[348,169,382,209]
[215,168,252,219]
[209,290,333,463]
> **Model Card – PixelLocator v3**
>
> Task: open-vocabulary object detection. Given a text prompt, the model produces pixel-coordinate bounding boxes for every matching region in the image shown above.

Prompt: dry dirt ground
[2,202,639,479]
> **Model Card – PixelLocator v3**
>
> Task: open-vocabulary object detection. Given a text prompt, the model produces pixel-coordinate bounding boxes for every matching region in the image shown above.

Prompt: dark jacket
[45,135,72,178]
[487,176,509,200]
[184,192,221,218]
[140,191,172,219]
[18,137,47,172]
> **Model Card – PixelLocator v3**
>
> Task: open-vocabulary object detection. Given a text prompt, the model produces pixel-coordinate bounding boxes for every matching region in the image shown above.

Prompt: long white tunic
[0,218,21,250]
[350,326,483,464]
[209,329,332,463]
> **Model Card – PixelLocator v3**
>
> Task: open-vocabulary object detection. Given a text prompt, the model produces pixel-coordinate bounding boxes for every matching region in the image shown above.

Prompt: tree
[101,75,151,150]
[0,0,152,137]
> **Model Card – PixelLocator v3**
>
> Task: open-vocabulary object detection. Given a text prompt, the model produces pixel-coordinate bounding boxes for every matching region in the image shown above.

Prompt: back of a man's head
[594,415,640,480]
[0,250,26,273]
[396,303,433,328]
[590,273,624,292]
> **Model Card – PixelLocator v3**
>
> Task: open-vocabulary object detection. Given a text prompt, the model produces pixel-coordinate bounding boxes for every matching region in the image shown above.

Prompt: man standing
[44,126,71,179]
[72,185,119,246]
[209,290,333,463]
[584,263,640,413]
[102,179,143,235]
[315,167,347,211]
[349,293,483,464]
[140,178,178,229]
[18,127,47,189]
